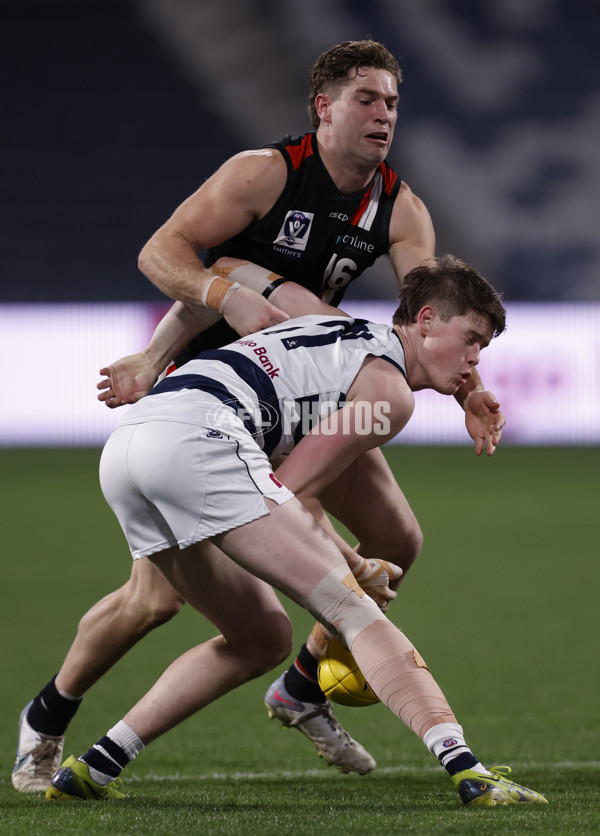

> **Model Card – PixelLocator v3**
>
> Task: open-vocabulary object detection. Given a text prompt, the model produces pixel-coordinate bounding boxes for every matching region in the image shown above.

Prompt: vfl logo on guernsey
[273,210,314,259]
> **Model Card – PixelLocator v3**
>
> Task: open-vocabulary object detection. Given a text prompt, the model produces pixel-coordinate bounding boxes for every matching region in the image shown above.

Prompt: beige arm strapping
[184,259,284,326]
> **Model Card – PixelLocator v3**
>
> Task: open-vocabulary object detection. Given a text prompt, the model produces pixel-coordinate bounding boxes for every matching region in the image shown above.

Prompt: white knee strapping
[304,564,388,648]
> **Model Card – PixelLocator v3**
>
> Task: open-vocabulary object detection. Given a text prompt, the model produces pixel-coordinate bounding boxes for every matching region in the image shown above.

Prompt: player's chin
[436,381,462,396]
[363,141,387,162]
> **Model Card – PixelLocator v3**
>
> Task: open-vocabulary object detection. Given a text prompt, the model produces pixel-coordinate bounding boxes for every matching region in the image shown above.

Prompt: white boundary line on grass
[0,761,596,790]
[127,761,600,783]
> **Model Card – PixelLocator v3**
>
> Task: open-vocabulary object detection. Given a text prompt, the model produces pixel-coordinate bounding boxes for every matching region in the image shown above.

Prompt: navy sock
[26,675,82,736]
[441,749,479,776]
[284,644,326,704]
[81,736,129,781]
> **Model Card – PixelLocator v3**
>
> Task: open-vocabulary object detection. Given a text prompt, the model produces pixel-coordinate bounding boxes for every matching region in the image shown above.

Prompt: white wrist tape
[218,281,241,313]
[201,276,241,312]
[200,275,218,307]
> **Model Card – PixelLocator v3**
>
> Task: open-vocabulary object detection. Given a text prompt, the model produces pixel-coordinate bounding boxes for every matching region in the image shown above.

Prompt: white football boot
[264,674,376,774]
[12,702,64,792]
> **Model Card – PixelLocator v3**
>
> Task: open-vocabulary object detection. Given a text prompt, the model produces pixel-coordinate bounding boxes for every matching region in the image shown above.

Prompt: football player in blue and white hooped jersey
[14,41,508,793]
[46,257,545,805]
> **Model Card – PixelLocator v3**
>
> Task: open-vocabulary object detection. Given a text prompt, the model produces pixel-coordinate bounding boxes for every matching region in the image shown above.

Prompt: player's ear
[315,93,333,124]
[418,305,435,335]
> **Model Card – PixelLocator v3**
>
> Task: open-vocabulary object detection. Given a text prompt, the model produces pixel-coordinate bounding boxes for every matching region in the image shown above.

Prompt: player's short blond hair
[308,39,402,129]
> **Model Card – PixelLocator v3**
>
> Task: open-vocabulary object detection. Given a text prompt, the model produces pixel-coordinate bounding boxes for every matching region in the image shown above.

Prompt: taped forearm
[183,259,284,323]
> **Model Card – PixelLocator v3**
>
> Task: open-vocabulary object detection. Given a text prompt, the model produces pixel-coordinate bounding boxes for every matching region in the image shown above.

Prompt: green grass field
[1,445,598,835]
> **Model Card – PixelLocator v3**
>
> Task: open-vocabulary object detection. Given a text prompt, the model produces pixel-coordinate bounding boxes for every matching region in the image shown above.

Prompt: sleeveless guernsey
[208,132,401,304]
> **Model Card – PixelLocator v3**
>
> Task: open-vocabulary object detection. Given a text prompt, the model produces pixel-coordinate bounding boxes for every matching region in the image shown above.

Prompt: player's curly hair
[308,39,402,129]
[393,255,506,337]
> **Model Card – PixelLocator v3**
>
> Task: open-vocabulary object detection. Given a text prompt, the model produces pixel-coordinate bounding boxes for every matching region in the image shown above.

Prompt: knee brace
[304,564,388,648]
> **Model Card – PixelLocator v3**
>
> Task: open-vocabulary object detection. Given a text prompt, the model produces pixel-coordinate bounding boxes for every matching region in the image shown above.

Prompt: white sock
[106,720,145,760]
[422,722,491,775]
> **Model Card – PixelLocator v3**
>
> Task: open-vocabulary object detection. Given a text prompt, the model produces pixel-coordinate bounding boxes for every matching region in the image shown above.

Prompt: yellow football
[317,638,379,707]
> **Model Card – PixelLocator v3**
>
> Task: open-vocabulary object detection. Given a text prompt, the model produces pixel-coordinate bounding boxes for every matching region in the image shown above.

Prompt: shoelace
[488,766,512,781]
[30,738,61,775]
[106,776,123,791]
[301,702,352,743]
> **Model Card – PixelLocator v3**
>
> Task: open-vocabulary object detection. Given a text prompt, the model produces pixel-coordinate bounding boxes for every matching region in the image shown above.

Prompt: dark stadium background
[2,0,599,304]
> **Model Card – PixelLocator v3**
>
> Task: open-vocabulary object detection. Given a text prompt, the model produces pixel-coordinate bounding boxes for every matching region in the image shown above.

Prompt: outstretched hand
[464,389,505,456]
[97,352,159,408]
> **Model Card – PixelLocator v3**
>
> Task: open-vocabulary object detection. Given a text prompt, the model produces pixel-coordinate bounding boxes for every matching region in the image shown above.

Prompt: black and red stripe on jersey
[207,131,401,306]
[176,132,401,363]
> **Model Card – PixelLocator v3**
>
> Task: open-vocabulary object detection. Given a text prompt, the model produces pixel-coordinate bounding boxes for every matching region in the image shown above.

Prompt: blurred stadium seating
[1,0,241,301]
[3,0,599,302]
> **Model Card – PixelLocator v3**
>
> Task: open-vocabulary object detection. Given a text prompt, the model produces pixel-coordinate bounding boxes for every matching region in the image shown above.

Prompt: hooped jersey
[121,315,407,460]
[207,132,401,306]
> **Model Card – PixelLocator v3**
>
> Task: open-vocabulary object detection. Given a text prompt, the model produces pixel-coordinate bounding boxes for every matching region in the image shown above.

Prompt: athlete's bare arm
[276,356,411,501]
[293,494,402,611]
[272,356,410,614]
[387,181,436,279]
[97,279,341,408]
[138,150,291,336]
[97,302,203,408]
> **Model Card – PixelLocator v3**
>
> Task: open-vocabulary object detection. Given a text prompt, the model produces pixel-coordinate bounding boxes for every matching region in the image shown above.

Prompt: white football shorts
[99,418,294,560]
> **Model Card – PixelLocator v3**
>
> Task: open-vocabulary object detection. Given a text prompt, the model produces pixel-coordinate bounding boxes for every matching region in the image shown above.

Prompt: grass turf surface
[1,445,599,834]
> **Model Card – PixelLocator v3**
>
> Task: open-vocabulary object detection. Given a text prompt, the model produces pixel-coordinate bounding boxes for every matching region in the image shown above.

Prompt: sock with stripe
[80,721,145,785]
[283,644,326,704]
[423,723,491,777]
